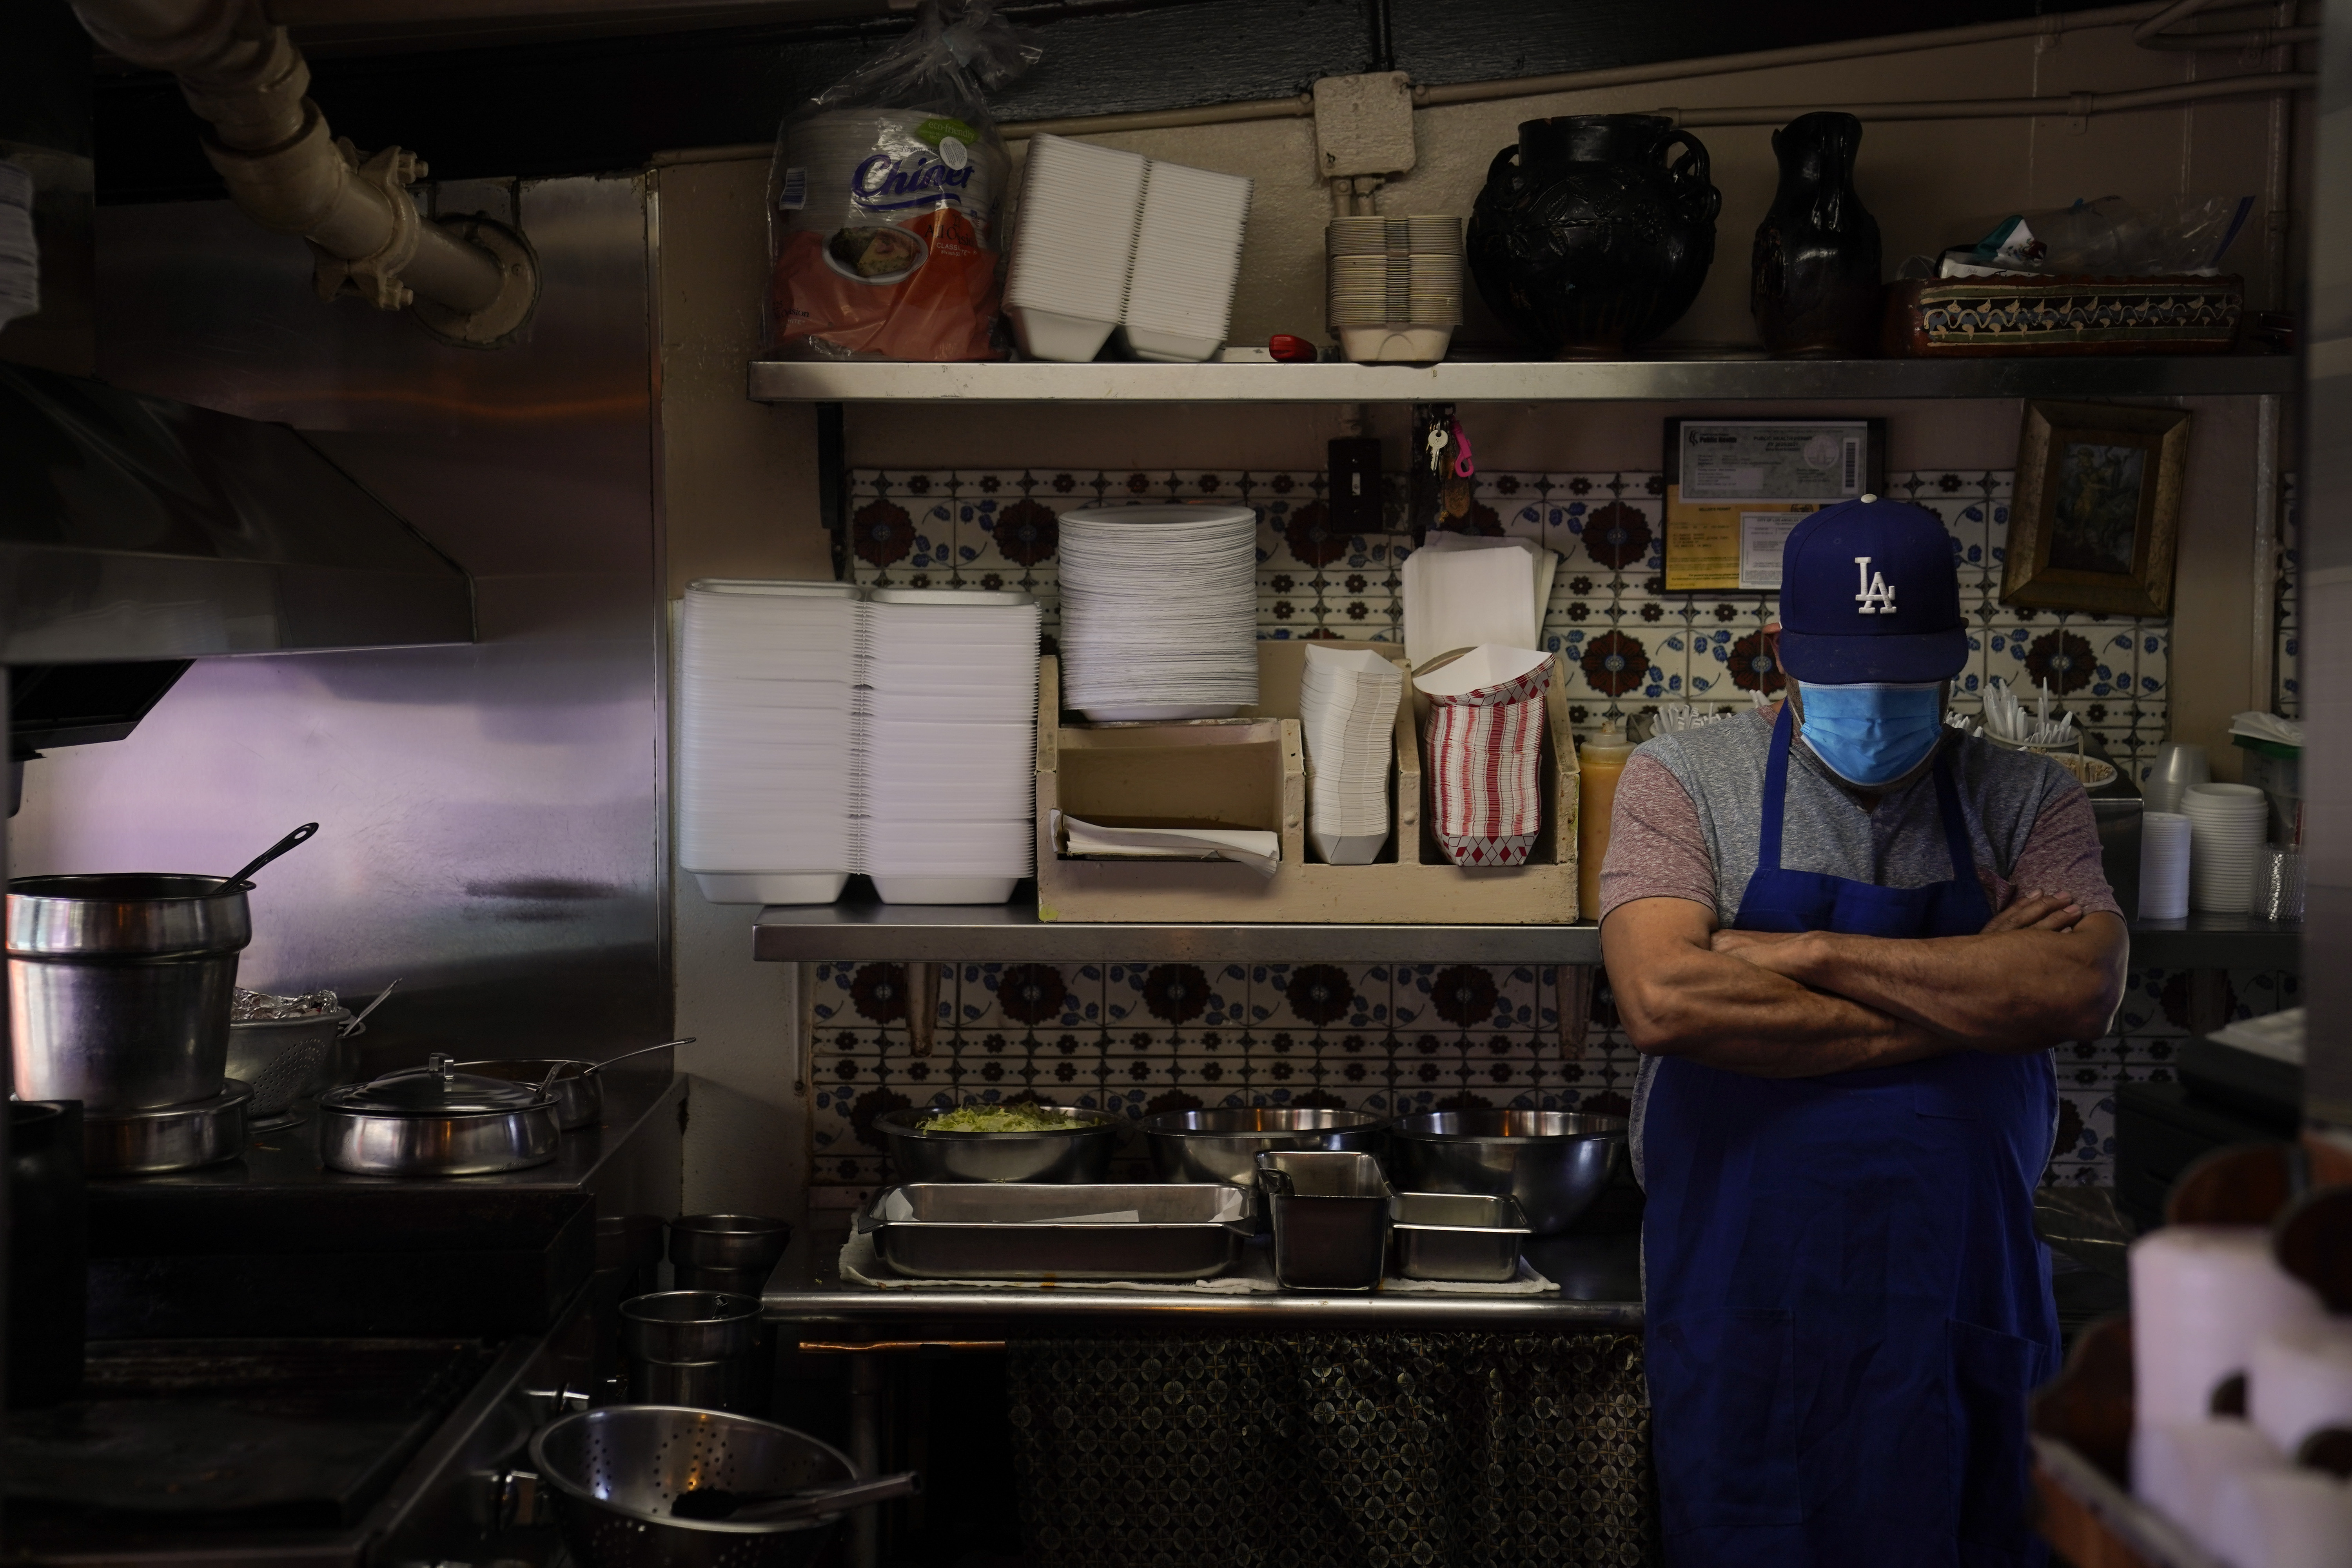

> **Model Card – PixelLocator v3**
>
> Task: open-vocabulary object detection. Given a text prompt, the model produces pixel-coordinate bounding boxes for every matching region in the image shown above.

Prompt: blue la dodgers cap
[1775,495,1968,684]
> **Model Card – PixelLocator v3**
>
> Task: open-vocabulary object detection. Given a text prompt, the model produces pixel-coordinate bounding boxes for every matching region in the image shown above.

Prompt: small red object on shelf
[1269,334,1318,363]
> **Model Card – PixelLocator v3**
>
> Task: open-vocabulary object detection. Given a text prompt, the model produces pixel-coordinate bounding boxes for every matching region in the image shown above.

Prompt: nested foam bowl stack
[1119,160,1254,363]
[676,581,861,905]
[2181,782,2270,913]
[1002,134,1148,363]
[1056,505,1259,722]
[856,589,1041,905]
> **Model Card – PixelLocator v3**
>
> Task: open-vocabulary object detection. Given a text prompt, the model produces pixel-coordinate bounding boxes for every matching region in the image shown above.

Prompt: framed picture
[2003,401,2190,616]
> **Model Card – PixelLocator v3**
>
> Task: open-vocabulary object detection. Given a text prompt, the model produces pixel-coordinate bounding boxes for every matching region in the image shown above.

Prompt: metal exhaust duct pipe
[71,0,539,345]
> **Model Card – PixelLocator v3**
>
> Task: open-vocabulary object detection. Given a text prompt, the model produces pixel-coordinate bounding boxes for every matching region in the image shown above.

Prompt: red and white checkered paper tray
[1414,646,1553,868]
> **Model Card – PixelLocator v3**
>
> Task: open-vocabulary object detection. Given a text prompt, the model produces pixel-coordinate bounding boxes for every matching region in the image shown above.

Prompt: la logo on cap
[1853,556,1897,615]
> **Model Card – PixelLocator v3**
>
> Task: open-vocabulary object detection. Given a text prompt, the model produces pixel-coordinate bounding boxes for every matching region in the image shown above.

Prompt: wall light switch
[1313,72,1416,179]
[1329,437,1384,535]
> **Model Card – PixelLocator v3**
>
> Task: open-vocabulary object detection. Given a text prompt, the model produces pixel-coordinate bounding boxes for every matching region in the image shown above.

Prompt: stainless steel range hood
[0,363,474,663]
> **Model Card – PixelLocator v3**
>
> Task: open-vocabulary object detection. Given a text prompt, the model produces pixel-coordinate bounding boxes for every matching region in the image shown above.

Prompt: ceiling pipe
[2134,0,2319,50]
[71,0,540,345]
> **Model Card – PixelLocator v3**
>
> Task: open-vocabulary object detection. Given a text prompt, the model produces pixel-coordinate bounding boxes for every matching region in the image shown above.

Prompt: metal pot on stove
[316,1053,561,1177]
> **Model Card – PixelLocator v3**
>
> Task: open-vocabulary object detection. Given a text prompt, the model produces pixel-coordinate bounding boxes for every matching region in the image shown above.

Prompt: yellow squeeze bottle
[1577,723,1635,921]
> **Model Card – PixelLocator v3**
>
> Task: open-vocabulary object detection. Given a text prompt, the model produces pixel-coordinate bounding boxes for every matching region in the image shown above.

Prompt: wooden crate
[1033,641,1579,924]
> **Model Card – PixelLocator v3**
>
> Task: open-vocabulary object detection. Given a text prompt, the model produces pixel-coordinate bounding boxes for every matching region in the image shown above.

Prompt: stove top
[4,1337,497,1554]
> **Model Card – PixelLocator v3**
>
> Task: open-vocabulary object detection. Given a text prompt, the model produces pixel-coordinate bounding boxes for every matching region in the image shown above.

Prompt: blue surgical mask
[1795,682,1946,788]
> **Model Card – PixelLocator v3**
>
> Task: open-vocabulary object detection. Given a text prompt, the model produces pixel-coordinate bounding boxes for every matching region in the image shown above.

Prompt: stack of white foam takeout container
[677,581,1041,906]
[676,580,862,905]
[1056,505,1259,721]
[1002,134,1149,364]
[1299,644,1405,864]
[1326,214,1464,363]
[1004,134,1253,363]
[855,588,1042,905]
[1119,159,1254,362]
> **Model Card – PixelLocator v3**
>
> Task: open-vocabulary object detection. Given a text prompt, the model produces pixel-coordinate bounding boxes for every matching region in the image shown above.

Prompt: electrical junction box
[1313,72,1416,178]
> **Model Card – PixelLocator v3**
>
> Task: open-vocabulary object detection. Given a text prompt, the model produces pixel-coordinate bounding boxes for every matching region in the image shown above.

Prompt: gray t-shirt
[1604,706,2118,1181]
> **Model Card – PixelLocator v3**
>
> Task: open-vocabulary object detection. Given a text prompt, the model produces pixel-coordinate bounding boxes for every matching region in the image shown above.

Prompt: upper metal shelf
[745,355,2299,405]
[751,886,2299,970]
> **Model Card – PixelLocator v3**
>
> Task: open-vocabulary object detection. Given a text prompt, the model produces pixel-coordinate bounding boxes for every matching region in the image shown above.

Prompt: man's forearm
[1608,934,1951,1078]
[1741,916,2127,1051]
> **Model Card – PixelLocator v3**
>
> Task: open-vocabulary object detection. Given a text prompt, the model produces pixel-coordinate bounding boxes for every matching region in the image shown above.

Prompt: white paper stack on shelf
[1119,160,1253,363]
[676,580,863,906]
[1299,644,1404,864]
[1058,505,1258,720]
[1400,534,1559,668]
[1053,813,1281,878]
[1003,134,1148,363]
[857,588,1041,905]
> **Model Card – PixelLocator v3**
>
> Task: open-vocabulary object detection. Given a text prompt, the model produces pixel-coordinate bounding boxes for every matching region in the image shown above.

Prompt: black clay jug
[1751,111,1882,357]
[1467,115,1720,359]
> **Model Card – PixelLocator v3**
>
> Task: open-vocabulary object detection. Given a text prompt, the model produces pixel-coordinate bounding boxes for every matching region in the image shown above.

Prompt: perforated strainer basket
[528,1406,857,1568]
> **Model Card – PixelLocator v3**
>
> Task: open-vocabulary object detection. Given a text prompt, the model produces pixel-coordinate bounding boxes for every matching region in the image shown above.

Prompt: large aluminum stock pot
[8,874,251,1111]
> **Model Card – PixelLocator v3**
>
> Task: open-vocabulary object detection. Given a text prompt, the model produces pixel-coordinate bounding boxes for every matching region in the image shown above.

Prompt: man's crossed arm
[1599,892,2128,1078]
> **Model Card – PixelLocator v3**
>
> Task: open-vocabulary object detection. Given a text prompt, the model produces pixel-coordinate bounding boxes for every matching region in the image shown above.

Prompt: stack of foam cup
[1002,134,1147,363]
[2140,811,2192,920]
[2252,1321,2352,1462]
[2207,1470,2352,1568]
[1299,645,1405,865]
[2132,1227,2325,1429]
[2129,1226,2336,1557]
[2184,782,2272,913]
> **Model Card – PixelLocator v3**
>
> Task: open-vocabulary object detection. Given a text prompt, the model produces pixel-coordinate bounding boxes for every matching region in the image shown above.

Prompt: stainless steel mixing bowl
[1388,1109,1628,1235]
[1141,1105,1388,1187]
[530,1405,858,1568]
[877,1106,1123,1183]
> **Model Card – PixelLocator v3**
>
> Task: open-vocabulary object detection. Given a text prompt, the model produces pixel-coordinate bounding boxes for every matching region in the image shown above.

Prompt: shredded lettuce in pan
[917,1103,1085,1134]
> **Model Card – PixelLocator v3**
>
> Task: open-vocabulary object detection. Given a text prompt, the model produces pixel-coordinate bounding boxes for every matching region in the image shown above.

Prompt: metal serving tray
[1391,1192,1529,1283]
[857,1183,1251,1282]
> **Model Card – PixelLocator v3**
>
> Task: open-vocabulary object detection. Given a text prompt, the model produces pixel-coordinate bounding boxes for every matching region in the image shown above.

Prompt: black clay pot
[8,1100,86,1408]
[1467,115,1720,359]
[1751,111,1882,358]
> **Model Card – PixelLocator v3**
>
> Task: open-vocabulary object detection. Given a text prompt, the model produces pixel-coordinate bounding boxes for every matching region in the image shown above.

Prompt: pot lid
[323,1053,555,1115]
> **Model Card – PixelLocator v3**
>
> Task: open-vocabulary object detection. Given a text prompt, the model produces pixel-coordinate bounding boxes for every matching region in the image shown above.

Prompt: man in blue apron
[1598,496,2129,1564]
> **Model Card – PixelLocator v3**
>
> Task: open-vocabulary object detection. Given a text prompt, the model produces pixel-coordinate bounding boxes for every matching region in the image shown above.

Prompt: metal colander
[224,1009,355,1120]
[528,1406,855,1568]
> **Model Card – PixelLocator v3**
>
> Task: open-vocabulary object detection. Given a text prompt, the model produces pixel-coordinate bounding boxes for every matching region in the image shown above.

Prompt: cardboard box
[1034,642,1579,924]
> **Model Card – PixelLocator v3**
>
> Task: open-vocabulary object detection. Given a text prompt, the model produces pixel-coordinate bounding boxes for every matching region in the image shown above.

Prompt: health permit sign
[1661,418,1887,592]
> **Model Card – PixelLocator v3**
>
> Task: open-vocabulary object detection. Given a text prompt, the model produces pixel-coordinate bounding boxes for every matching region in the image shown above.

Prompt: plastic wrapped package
[764,1,1040,361]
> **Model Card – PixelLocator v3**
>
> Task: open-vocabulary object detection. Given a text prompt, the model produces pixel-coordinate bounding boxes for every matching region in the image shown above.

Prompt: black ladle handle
[218,822,319,891]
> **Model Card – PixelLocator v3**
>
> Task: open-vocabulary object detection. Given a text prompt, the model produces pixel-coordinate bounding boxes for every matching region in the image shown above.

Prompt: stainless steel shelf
[750,886,2299,969]
[2120,912,2302,970]
[746,354,2298,405]
[753,884,1602,964]
[762,1228,1643,1328]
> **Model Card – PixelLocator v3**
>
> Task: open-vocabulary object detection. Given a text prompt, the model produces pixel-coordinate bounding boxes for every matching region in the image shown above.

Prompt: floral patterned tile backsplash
[848,465,2174,782]
[815,465,2204,1207]
[803,958,2298,1209]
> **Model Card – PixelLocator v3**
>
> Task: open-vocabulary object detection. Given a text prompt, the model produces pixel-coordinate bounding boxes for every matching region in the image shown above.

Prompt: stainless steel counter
[761,1225,1642,1330]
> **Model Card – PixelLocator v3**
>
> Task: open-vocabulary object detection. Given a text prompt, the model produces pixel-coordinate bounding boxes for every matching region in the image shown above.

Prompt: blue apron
[1642,704,2059,1566]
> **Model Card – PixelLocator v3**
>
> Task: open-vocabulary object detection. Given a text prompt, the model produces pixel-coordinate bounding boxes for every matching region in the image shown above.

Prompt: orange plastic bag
[764,4,1038,361]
